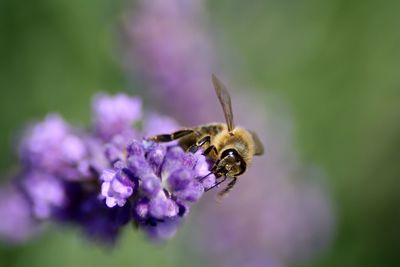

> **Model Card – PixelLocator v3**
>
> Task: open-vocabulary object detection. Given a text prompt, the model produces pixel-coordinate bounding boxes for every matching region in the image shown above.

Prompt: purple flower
[1,91,218,245]
[0,185,39,243]
[78,195,131,244]
[19,114,87,180]
[92,93,142,141]
[126,0,219,124]
[148,192,179,219]
[97,140,215,240]
[77,137,109,178]
[143,113,179,137]
[144,217,181,240]
[21,171,66,219]
[100,165,135,208]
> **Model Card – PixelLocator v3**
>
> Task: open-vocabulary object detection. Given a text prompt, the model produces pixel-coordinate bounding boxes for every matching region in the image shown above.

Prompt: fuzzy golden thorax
[213,127,255,167]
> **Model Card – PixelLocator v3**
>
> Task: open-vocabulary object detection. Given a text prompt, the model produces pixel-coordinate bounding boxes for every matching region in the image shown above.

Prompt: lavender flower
[100,165,135,208]
[92,93,142,141]
[19,114,87,180]
[0,92,215,244]
[143,113,179,137]
[99,140,215,239]
[126,0,219,124]
[21,171,66,219]
[0,185,39,243]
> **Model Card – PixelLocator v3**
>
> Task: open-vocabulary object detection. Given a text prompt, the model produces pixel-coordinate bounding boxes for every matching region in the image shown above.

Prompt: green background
[0,0,399,266]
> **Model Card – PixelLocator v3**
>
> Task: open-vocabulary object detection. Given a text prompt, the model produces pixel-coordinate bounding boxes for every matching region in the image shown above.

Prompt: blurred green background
[0,0,399,267]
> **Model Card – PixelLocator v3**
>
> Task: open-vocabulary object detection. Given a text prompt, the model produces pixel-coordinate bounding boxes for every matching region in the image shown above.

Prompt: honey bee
[149,74,264,197]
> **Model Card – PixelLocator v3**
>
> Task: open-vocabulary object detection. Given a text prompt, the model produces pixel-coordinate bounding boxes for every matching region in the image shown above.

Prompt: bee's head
[215,149,246,177]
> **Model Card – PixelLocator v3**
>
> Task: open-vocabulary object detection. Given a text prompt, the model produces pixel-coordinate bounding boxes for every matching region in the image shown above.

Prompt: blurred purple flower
[19,114,87,180]
[21,171,66,219]
[76,194,131,244]
[143,217,182,240]
[126,0,218,124]
[92,93,142,141]
[80,93,145,178]
[0,185,39,243]
[77,137,109,178]
[143,113,179,137]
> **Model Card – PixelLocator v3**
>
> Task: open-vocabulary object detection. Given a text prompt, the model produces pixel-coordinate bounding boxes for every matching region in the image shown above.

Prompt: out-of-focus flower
[19,114,87,180]
[92,93,142,141]
[143,113,179,137]
[0,185,39,243]
[59,187,132,244]
[21,171,66,219]
[126,0,219,125]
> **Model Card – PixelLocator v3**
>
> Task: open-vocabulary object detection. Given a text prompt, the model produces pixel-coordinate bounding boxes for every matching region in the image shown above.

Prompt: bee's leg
[203,144,219,163]
[204,176,227,192]
[148,129,193,142]
[217,177,237,198]
[188,135,211,153]
[203,144,218,157]
[198,171,214,182]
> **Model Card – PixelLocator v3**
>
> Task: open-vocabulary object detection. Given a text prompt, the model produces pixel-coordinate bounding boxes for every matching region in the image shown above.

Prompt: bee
[149,74,264,197]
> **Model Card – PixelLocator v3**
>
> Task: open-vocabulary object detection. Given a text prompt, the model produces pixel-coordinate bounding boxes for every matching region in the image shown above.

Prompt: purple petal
[93,93,142,141]
[141,174,162,198]
[21,171,66,219]
[148,192,178,219]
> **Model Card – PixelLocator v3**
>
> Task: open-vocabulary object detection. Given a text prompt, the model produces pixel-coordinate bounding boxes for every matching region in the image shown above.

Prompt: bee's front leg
[188,135,211,153]
[148,129,193,142]
[204,176,227,192]
[217,177,237,198]
[203,144,218,161]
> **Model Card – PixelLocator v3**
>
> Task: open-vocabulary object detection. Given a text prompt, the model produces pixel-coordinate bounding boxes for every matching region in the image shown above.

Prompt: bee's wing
[250,131,264,156]
[211,74,235,132]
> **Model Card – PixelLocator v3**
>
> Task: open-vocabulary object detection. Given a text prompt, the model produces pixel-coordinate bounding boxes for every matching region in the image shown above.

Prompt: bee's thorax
[213,127,255,166]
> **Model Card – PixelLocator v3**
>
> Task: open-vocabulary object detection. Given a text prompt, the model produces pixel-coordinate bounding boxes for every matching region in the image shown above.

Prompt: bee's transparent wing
[211,74,235,132]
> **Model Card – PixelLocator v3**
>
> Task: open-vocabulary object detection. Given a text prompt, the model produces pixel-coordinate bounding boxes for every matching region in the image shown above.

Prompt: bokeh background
[1,0,399,267]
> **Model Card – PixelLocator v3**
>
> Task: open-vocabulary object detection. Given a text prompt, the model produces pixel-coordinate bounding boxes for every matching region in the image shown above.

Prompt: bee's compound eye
[220,149,246,176]
[220,149,237,166]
